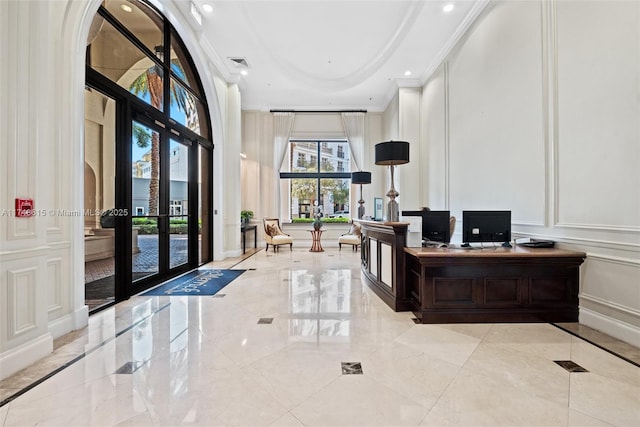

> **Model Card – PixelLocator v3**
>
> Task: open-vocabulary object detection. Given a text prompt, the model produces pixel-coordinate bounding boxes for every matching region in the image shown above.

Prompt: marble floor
[1,247,639,426]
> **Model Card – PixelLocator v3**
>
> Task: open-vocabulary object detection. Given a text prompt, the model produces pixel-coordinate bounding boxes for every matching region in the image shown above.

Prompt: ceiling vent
[229,57,249,68]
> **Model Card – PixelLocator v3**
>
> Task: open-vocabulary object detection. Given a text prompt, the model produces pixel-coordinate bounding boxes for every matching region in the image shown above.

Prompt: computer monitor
[401,209,451,244]
[462,210,511,246]
[423,210,451,243]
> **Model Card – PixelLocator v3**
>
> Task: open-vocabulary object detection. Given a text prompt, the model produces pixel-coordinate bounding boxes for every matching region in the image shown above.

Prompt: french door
[130,117,196,290]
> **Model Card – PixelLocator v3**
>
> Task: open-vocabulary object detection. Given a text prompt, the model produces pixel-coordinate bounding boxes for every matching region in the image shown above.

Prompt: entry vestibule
[83,0,215,310]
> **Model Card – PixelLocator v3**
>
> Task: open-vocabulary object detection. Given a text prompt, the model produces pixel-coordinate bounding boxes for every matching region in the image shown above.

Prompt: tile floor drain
[341,362,363,375]
[257,318,273,324]
[554,360,589,373]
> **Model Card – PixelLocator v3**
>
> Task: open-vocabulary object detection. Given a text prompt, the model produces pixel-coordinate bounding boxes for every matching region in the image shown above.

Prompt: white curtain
[273,112,295,218]
[274,112,295,171]
[341,112,365,171]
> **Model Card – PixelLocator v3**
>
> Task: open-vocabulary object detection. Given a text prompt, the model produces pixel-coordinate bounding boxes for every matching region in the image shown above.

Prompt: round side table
[309,230,324,252]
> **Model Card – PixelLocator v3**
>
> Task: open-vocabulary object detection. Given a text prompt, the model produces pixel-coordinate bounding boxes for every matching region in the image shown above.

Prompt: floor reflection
[288,269,352,340]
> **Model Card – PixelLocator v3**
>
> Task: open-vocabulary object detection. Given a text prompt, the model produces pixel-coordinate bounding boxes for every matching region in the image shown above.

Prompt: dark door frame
[85,70,213,305]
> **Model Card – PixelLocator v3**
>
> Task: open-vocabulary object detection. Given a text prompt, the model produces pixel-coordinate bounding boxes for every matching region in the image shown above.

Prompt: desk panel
[405,247,586,323]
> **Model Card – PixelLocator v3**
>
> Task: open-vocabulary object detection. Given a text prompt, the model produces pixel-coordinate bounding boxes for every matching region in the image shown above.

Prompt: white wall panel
[420,0,640,345]
[370,238,378,278]
[422,65,448,209]
[7,266,38,338]
[4,0,38,240]
[398,88,423,210]
[380,243,392,288]
[556,0,640,229]
[447,1,546,225]
[47,257,63,319]
[582,256,640,303]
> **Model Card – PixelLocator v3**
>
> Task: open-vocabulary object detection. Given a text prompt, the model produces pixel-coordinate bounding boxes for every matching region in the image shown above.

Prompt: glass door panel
[84,88,117,312]
[169,139,189,269]
[132,120,160,281]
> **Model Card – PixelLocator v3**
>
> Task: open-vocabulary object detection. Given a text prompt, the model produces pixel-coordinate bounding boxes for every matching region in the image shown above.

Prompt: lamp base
[357,203,365,220]
[387,199,399,222]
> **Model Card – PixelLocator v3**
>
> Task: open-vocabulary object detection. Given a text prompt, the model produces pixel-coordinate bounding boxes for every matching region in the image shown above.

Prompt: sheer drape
[274,112,295,171]
[273,112,295,218]
[341,112,365,171]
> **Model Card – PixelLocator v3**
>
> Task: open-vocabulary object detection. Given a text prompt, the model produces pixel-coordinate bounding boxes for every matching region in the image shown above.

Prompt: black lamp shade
[375,141,410,165]
[351,171,371,184]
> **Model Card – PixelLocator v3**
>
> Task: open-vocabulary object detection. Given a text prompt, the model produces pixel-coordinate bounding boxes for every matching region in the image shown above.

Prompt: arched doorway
[83,0,213,311]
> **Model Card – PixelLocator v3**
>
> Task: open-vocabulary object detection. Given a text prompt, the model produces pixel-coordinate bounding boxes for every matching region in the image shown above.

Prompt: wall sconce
[375,141,410,222]
[351,171,371,219]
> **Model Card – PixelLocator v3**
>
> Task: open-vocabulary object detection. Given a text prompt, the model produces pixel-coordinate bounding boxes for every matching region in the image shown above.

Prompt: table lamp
[351,171,371,219]
[375,141,410,222]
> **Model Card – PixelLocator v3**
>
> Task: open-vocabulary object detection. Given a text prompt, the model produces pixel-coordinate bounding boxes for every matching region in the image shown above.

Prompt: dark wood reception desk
[358,220,587,324]
[405,246,586,324]
[357,220,412,311]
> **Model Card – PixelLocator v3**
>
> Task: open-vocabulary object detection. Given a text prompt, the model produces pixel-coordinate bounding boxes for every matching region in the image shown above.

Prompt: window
[86,0,210,139]
[281,140,351,219]
[170,200,183,215]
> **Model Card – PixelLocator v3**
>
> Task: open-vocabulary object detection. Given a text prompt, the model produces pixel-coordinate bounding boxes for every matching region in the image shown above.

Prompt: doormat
[142,269,245,296]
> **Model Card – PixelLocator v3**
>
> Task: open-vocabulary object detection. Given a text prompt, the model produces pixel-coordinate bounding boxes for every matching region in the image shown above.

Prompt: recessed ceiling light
[202,4,213,13]
[121,4,133,13]
[404,70,412,76]
[443,4,454,13]
[240,70,248,76]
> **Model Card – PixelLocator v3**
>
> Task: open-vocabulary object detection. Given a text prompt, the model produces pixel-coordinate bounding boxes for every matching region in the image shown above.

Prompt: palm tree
[129,59,188,215]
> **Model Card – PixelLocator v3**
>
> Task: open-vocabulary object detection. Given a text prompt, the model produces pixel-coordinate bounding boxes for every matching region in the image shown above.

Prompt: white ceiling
[179,1,487,112]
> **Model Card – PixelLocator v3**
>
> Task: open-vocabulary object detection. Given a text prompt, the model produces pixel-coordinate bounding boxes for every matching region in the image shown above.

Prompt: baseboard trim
[579,307,640,348]
[0,333,53,381]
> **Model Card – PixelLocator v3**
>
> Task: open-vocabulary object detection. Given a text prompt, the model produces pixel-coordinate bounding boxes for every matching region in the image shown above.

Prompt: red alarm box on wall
[15,198,34,217]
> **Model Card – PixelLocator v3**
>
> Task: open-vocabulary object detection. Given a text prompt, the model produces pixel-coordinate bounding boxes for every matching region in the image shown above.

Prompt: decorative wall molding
[0,245,51,262]
[555,222,640,233]
[585,253,640,268]
[7,266,38,339]
[512,233,639,255]
[47,257,63,318]
[580,293,640,319]
[512,220,546,227]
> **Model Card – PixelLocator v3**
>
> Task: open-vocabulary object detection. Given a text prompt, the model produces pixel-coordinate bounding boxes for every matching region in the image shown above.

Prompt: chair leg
[339,243,342,251]
[289,243,292,251]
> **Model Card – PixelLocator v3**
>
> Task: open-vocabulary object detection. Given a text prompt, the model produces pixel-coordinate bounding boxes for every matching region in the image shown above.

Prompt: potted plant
[240,210,254,225]
[313,216,323,230]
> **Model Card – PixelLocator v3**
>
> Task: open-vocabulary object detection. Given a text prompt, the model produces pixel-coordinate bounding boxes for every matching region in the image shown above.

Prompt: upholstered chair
[338,222,361,251]
[263,218,293,252]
